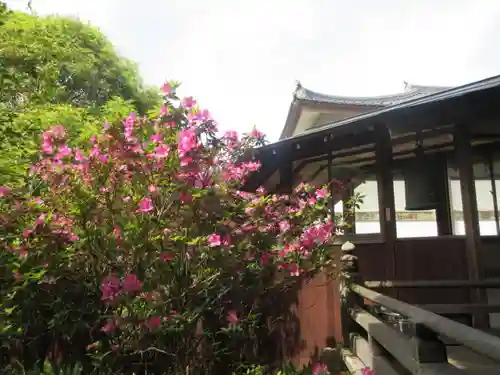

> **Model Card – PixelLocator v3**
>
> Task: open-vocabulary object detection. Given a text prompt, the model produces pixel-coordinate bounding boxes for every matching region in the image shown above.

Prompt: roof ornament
[403,80,413,92]
[293,80,303,98]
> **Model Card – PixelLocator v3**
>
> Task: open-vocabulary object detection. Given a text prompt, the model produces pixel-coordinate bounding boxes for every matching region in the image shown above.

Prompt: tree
[0,5,161,185]
[0,9,159,112]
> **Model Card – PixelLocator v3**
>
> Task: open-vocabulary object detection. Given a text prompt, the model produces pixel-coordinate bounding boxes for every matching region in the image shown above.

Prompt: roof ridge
[294,83,449,107]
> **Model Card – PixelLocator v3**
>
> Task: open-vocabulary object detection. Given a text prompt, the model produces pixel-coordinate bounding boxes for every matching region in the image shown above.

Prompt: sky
[5,0,500,141]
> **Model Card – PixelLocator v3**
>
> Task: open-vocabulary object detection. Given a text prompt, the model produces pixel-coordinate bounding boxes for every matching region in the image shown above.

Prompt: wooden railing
[339,242,500,375]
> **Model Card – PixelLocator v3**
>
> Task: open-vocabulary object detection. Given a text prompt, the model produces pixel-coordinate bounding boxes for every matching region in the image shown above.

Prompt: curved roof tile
[293,81,451,106]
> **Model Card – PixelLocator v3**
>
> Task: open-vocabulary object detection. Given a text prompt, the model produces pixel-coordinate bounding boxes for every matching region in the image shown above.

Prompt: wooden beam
[374,124,397,287]
[364,278,500,289]
[453,123,490,329]
[351,284,500,363]
[351,308,463,375]
[350,335,401,375]
[291,130,376,161]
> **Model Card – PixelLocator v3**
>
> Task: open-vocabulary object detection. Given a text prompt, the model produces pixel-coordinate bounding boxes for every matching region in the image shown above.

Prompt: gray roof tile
[293,81,450,106]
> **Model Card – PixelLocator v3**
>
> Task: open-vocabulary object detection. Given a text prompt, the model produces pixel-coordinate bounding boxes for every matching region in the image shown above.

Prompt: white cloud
[5,0,500,140]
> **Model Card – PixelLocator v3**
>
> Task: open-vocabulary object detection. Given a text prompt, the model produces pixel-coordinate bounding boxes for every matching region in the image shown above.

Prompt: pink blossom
[57,145,72,159]
[180,192,192,203]
[101,320,118,333]
[227,310,239,324]
[100,274,121,302]
[315,188,329,199]
[312,363,329,375]
[161,82,172,96]
[288,263,301,277]
[136,198,153,213]
[159,252,173,262]
[361,368,375,375]
[113,227,121,240]
[148,185,157,192]
[42,141,53,154]
[207,233,221,247]
[178,128,198,157]
[150,133,162,143]
[160,104,168,115]
[74,150,86,162]
[122,274,142,294]
[250,126,264,139]
[35,213,46,226]
[279,221,291,233]
[182,96,196,109]
[0,186,11,197]
[153,144,169,159]
[145,316,162,329]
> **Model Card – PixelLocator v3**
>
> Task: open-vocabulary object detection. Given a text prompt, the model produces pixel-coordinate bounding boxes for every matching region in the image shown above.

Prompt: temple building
[280,82,500,238]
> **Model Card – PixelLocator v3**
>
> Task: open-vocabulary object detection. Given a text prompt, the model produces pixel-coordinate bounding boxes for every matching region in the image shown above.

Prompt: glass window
[393,178,438,238]
[353,179,381,234]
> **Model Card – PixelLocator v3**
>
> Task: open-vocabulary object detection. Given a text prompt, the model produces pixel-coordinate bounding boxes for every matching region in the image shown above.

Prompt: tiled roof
[293,81,450,107]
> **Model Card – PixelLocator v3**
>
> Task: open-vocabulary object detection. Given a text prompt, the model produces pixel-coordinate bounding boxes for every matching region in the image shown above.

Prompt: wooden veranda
[244,75,500,374]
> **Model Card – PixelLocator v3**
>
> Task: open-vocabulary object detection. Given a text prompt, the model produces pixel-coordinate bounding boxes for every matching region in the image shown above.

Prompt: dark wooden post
[340,241,363,347]
[399,320,448,365]
[453,124,489,329]
[374,125,397,293]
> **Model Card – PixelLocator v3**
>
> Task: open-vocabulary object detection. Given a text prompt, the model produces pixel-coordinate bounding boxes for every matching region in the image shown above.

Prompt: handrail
[364,279,500,289]
[351,283,500,363]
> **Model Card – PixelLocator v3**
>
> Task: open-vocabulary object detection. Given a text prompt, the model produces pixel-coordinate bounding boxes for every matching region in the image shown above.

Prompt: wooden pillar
[453,124,489,329]
[375,125,397,287]
[434,153,453,236]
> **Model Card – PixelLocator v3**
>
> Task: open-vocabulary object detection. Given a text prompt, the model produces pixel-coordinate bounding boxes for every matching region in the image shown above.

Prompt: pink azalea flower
[122,274,142,294]
[101,320,118,333]
[42,141,53,154]
[288,263,301,277]
[182,96,196,109]
[159,252,173,262]
[180,192,192,203]
[154,144,170,159]
[250,126,264,139]
[227,310,239,324]
[35,213,46,226]
[150,133,163,143]
[207,233,221,247]
[100,274,121,302]
[315,188,329,199]
[178,128,198,157]
[0,186,11,197]
[113,227,121,240]
[160,104,168,115]
[161,82,172,96]
[136,198,153,213]
[312,363,329,375]
[361,367,375,375]
[279,220,291,233]
[74,150,86,162]
[145,316,162,329]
